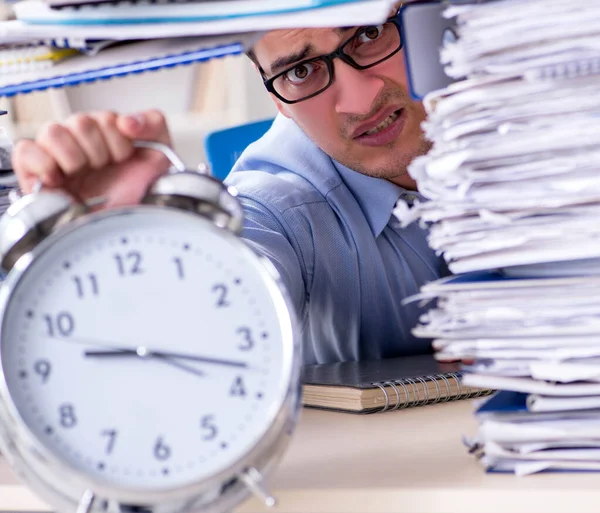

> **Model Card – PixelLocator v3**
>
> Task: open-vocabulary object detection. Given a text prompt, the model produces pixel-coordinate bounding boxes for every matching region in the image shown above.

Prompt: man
[12,6,447,364]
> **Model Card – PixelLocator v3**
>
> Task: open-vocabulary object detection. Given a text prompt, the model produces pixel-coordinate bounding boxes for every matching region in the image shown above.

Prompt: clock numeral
[153,436,171,461]
[212,284,230,308]
[200,415,218,441]
[73,273,99,298]
[236,327,254,351]
[114,251,144,276]
[230,376,246,398]
[33,359,51,383]
[173,257,185,280]
[58,403,77,428]
[43,312,75,338]
[101,429,118,455]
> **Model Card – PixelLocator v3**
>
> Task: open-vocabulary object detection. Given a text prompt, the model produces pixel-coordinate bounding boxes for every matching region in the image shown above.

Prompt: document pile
[395,0,600,475]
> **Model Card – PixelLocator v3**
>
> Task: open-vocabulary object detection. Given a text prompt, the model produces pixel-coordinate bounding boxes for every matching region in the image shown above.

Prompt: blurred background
[0,0,278,169]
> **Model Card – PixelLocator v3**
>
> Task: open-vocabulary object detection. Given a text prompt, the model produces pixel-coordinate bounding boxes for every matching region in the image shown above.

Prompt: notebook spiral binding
[373,373,491,413]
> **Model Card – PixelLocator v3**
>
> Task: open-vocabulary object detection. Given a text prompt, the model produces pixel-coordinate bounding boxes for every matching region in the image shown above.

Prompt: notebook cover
[302,354,461,389]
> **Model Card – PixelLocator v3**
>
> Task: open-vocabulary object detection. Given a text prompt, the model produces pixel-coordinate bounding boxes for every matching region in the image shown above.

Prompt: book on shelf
[15,0,372,24]
[302,354,493,414]
[0,0,396,41]
[0,0,397,97]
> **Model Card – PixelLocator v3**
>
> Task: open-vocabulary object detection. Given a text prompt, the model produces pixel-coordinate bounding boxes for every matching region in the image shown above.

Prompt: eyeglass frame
[260,14,404,105]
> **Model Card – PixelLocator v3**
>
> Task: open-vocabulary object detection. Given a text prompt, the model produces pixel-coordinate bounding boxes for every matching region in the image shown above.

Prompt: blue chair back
[204,118,274,181]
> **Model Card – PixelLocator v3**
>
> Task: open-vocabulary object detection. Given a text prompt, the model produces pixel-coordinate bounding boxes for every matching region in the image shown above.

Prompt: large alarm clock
[0,141,302,513]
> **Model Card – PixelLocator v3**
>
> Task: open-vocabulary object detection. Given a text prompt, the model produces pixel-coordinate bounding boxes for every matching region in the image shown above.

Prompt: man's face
[252,20,430,190]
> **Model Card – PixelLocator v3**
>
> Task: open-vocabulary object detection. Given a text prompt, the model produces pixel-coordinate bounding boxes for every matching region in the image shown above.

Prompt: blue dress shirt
[226,115,448,365]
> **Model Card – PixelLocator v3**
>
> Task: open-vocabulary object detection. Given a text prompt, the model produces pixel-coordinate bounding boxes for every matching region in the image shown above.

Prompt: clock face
[0,206,295,491]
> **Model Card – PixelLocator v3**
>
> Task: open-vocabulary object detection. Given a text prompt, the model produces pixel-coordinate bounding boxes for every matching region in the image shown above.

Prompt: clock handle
[132,140,190,175]
[137,140,244,235]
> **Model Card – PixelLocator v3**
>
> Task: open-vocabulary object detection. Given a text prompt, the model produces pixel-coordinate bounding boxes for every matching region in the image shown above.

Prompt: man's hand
[12,109,173,208]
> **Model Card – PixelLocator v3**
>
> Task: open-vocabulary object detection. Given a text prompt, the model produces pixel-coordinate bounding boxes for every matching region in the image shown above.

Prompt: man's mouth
[351,107,407,147]
[362,110,401,136]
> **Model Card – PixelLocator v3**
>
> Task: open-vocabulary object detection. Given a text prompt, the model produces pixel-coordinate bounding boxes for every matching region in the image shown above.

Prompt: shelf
[0,36,249,97]
[0,0,394,41]
[0,0,396,97]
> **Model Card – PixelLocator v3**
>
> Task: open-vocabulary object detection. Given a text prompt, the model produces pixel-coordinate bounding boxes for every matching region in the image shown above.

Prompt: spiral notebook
[302,354,494,414]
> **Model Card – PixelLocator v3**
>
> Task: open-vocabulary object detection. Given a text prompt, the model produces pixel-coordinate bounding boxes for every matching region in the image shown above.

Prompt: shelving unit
[0,27,275,165]
[0,0,392,165]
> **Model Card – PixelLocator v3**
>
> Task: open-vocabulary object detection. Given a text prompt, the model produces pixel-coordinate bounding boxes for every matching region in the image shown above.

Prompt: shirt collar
[334,160,418,238]
[232,115,424,238]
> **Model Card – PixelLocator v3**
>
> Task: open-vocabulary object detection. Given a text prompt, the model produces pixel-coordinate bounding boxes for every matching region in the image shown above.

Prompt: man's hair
[246,49,259,67]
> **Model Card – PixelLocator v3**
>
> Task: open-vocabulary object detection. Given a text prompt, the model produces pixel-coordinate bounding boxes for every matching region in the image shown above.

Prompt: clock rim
[0,204,302,511]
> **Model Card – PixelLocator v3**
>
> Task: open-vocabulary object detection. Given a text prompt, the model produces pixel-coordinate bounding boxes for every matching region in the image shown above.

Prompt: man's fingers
[65,114,111,170]
[11,139,63,192]
[92,111,135,164]
[116,109,172,145]
[116,109,173,169]
[12,109,173,204]
[36,122,88,176]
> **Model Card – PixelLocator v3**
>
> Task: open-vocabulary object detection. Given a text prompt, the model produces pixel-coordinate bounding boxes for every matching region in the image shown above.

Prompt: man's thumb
[117,109,172,145]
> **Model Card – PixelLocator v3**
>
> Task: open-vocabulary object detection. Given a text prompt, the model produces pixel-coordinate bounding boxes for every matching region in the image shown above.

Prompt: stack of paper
[416,271,600,475]
[0,0,398,96]
[395,0,600,277]
[396,0,600,475]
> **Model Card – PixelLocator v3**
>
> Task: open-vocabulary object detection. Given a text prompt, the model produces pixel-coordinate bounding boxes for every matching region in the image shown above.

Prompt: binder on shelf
[0,37,247,97]
[0,43,80,75]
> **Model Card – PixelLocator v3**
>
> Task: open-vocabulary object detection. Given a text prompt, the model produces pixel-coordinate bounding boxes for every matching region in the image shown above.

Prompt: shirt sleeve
[236,196,307,320]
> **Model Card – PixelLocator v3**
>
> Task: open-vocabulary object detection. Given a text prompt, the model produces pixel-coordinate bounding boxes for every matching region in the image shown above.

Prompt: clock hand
[153,356,207,378]
[51,335,250,369]
[79,347,206,378]
[91,349,207,378]
[84,348,249,369]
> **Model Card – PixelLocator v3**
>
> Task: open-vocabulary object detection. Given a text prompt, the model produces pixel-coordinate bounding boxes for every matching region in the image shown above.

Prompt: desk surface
[2,400,600,513]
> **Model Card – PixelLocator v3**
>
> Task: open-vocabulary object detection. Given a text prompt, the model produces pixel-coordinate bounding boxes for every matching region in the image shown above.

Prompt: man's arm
[235,195,307,321]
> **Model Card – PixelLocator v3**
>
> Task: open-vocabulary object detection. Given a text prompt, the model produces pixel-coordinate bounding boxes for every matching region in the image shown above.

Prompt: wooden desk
[2,401,600,513]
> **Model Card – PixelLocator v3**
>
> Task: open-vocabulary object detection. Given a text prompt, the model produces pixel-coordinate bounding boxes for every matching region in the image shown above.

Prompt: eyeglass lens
[272,21,401,103]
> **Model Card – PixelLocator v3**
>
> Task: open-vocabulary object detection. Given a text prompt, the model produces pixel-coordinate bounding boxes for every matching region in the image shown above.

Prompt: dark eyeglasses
[261,16,403,105]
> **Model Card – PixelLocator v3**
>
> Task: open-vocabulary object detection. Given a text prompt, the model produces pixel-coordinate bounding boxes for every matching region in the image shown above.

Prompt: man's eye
[358,24,385,43]
[285,62,316,84]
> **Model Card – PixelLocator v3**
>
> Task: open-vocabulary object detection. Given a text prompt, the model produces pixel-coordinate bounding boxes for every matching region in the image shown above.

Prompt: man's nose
[333,60,384,116]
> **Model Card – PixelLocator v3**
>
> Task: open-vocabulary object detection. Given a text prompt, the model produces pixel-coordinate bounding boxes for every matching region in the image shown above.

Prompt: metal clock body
[0,143,301,513]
